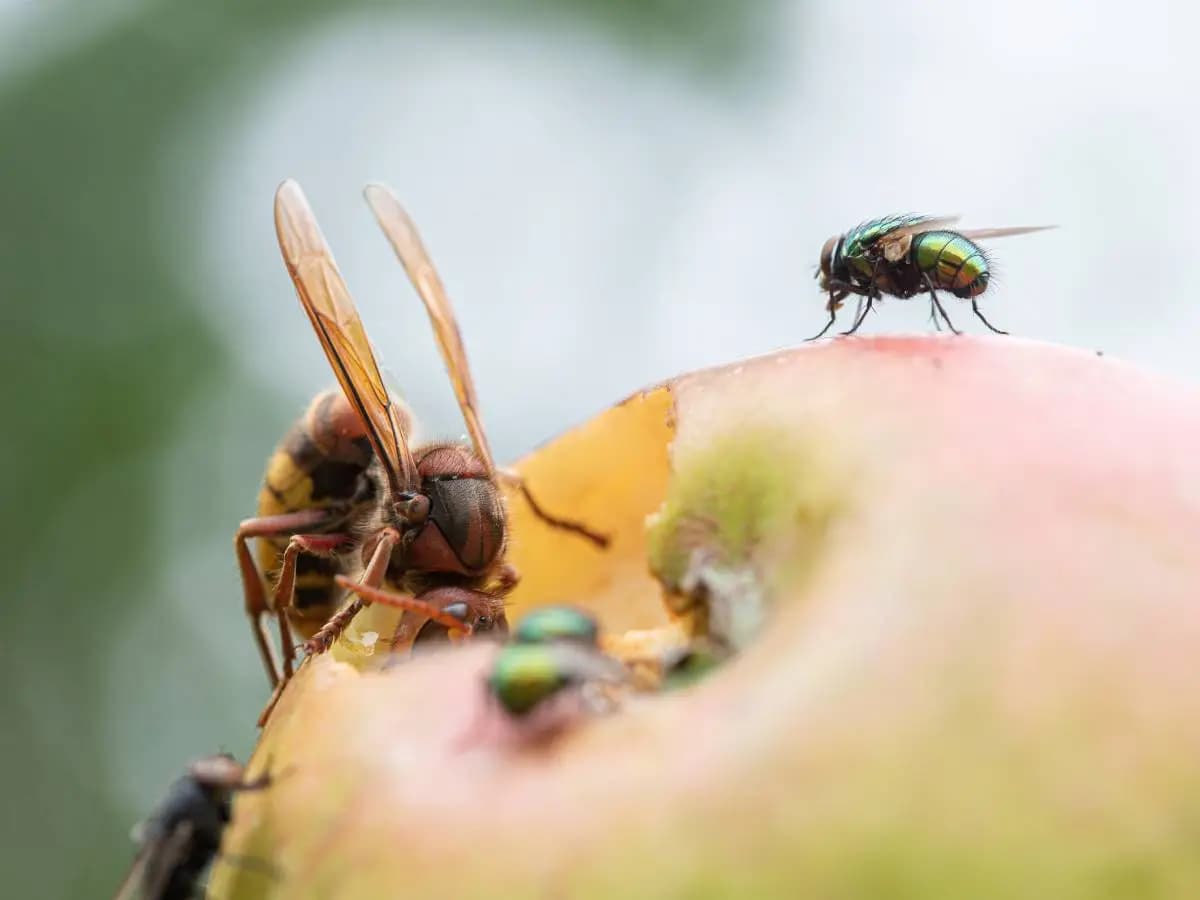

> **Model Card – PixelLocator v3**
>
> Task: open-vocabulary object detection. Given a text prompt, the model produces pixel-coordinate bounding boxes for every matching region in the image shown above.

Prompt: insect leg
[805,288,847,341]
[841,260,885,337]
[398,564,514,651]
[850,294,865,325]
[839,296,873,335]
[252,531,352,728]
[235,509,342,688]
[807,309,837,342]
[302,527,404,656]
[233,771,275,793]
[271,533,352,679]
[497,470,610,548]
[333,576,474,634]
[921,273,960,335]
[841,282,879,336]
[970,299,1009,335]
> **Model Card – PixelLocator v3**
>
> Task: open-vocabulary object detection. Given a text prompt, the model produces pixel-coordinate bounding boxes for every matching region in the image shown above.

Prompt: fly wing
[111,844,152,900]
[873,215,961,262]
[547,642,630,685]
[364,183,495,475]
[274,180,419,495]
[142,821,199,900]
[883,215,961,239]
[112,821,194,900]
[956,225,1057,241]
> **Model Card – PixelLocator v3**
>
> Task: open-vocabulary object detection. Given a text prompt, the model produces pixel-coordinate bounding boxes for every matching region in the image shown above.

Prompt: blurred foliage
[0,0,766,895]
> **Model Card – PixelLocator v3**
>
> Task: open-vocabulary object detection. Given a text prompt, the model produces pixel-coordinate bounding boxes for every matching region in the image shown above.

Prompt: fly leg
[235,508,344,688]
[806,290,840,341]
[840,284,880,335]
[839,296,874,335]
[923,274,944,332]
[841,262,883,336]
[850,294,866,326]
[806,287,849,341]
[806,309,836,342]
[921,273,961,335]
[496,469,610,548]
[970,298,1009,335]
[209,761,282,880]
[233,769,275,793]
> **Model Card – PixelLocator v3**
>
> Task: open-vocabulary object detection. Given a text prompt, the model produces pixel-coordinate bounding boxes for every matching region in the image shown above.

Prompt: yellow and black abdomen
[255,390,377,633]
[911,231,991,298]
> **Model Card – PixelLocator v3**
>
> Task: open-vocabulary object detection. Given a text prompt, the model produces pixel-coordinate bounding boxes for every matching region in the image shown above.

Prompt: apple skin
[214,337,1200,899]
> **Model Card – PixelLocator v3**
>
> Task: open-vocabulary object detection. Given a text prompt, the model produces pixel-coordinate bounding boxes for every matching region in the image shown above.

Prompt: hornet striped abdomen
[251,389,377,627]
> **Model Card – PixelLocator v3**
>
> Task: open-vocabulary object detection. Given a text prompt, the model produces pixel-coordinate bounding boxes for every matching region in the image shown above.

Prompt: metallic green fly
[488,607,625,719]
[488,641,624,717]
[808,215,1055,340]
[511,605,600,648]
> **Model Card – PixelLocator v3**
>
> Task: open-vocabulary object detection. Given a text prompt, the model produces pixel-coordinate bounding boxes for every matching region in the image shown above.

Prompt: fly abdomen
[911,231,990,298]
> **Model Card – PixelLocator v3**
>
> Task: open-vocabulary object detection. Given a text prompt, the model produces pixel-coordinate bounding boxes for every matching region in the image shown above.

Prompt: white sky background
[4,0,1188,813]
[185,0,1200,464]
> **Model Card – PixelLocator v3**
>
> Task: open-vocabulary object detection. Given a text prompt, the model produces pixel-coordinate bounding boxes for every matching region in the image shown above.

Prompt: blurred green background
[1,0,1192,895]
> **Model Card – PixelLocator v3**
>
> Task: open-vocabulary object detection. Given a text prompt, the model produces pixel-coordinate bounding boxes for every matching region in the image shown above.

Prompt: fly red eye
[818,235,839,278]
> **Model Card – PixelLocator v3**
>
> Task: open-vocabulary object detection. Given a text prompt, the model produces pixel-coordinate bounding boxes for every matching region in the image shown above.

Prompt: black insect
[113,754,271,900]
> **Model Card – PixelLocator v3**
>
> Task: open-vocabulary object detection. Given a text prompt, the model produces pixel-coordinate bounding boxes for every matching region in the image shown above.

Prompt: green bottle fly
[488,644,571,716]
[809,215,1054,339]
[488,642,626,718]
[513,606,600,648]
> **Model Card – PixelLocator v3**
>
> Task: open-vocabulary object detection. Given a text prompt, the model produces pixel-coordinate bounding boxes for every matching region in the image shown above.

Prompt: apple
[213,337,1200,899]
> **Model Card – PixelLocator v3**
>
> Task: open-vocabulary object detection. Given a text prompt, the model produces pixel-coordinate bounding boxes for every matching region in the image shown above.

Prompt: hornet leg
[301,527,403,656]
[336,577,476,636]
[235,508,342,689]
[252,530,352,727]
[271,533,352,680]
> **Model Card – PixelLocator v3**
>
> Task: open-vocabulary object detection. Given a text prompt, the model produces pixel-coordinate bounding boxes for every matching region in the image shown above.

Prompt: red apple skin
[214,336,1200,899]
